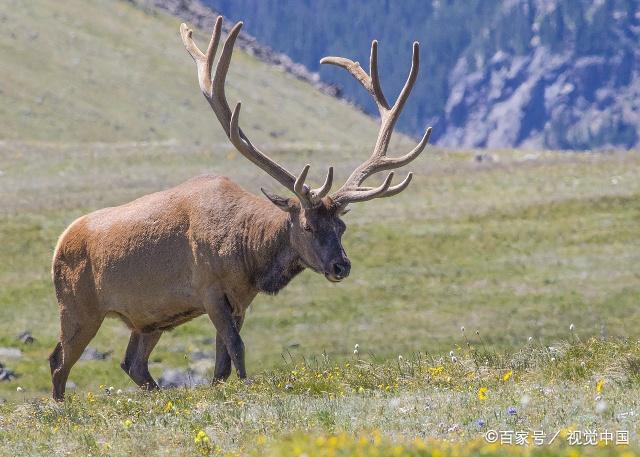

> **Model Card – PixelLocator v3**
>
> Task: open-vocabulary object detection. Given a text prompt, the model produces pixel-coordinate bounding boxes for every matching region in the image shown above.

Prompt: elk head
[181,18,431,282]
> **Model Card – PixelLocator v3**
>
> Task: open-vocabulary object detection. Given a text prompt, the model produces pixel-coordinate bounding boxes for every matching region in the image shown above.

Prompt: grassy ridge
[0,0,380,145]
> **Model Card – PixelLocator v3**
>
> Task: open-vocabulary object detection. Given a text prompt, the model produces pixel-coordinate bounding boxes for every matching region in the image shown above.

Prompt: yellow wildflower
[477,387,488,400]
[86,392,95,403]
[502,370,513,382]
[123,419,133,429]
[163,400,173,413]
[194,430,209,444]
[596,379,605,394]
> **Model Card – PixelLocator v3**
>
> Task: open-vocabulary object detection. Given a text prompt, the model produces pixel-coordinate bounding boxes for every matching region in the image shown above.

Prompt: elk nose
[331,259,351,279]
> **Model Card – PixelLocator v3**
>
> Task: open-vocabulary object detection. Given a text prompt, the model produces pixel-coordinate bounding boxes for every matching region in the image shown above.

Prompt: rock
[190,359,215,376]
[65,381,77,390]
[17,331,35,344]
[0,363,17,381]
[158,368,207,388]
[80,347,112,361]
[189,350,214,361]
[0,348,22,359]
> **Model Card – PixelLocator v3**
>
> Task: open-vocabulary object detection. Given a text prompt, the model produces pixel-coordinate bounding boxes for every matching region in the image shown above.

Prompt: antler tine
[369,40,390,111]
[205,17,223,94]
[390,41,419,119]
[382,127,431,168]
[183,18,336,208]
[337,172,395,204]
[212,20,243,131]
[292,165,334,208]
[312,167,334,200]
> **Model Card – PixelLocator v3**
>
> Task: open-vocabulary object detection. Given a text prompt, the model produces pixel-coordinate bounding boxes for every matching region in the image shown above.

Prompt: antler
[180,18,333,208]
[321,41,431,207]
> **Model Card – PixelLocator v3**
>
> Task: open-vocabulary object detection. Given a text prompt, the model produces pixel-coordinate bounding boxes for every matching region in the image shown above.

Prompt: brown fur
[49,174,350,400]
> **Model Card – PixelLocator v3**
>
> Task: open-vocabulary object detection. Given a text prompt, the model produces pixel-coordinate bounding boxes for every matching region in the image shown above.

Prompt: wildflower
[507,406,517,415]
[429,366,444,375]
[284,383,293,391]
[449,350,455,357]
[123,419,133,429]
[116,389,123,395]
[16,386,23,392]
[398,355,403,362]
[596,379,605,394]
[460,326,465,333]
[528,336,533,343]
[194,430,209,444]
[569,323,575,332]
[354,344,359,350]
[520,394,530,406]
[451,356,458,363]
[86,392,95,403]
[353,349,359,355]
[163,400,174,413]
[476,418,486,428]
[502,370,513,382]
[477,387,488,400]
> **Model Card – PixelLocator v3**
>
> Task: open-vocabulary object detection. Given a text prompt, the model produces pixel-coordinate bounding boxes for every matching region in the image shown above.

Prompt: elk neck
[241,203,304,295]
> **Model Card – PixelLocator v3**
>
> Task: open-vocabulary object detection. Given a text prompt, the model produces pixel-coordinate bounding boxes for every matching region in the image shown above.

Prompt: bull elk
[49,16,431,400]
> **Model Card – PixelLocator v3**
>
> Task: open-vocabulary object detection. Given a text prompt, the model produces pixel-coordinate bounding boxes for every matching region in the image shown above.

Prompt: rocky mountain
[202,0,640,150]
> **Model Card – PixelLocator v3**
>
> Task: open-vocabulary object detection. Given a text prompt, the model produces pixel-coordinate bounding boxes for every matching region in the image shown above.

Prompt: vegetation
[207,0,640,149]
[0,0,380,144]
[1,0,640,455]
[1,338,640,454]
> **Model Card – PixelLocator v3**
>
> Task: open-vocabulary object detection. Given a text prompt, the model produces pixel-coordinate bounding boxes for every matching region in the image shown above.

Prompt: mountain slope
[206,0,640,150]
[0,0,381,146]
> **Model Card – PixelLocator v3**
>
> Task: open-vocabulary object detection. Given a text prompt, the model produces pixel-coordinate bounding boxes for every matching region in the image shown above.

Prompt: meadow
[0,141,639,455]
[1,0,640,455]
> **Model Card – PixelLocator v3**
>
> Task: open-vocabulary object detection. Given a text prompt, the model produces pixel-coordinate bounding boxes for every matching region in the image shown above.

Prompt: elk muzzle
[325,257,351,282]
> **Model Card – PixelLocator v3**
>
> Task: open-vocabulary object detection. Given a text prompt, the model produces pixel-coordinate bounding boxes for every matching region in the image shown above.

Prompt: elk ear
[332,203,351,216]
[261,188,294,212]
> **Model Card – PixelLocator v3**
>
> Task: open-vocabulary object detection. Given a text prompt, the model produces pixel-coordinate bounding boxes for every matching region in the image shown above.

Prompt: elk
[48,16,431,400]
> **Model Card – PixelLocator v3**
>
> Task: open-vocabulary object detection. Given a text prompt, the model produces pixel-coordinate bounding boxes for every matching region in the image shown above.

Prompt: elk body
[49,17,431,401]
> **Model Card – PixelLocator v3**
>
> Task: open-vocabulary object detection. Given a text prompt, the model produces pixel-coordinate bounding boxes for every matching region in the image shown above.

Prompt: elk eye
[303,223,312,232]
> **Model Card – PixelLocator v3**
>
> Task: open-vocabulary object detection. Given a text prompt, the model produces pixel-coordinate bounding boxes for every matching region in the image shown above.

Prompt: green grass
[1,143,639,403]
[0,0,382,145]
[2,0,640,454]
[1,338,639,455]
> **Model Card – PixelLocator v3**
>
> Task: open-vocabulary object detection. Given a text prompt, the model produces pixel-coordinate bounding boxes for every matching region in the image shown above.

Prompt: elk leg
[204,292,246,379]
[121,331,162,389]
[213,314,244,382]
[120,332,140,374]
[51,311,103,401]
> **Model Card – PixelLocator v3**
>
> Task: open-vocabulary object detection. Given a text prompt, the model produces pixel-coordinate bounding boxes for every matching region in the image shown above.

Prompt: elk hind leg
[51,312,103,401]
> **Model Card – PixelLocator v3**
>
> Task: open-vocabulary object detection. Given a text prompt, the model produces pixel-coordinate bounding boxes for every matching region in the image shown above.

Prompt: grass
[1,338,639,455]
[0,0,381,145]
[1,143,639,402]
[1,0,640,455]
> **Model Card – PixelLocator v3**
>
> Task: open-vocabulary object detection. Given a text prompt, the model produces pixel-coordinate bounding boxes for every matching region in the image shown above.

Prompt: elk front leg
[203,291,246,380]
[213,314,244,382]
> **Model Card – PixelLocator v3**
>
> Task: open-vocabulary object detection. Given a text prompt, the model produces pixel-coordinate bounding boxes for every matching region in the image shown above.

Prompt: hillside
[0,0,381,146]
[206,0,640,150]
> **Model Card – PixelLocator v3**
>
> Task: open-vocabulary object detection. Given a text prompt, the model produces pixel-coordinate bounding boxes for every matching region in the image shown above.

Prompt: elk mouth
[324,272,345,283]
